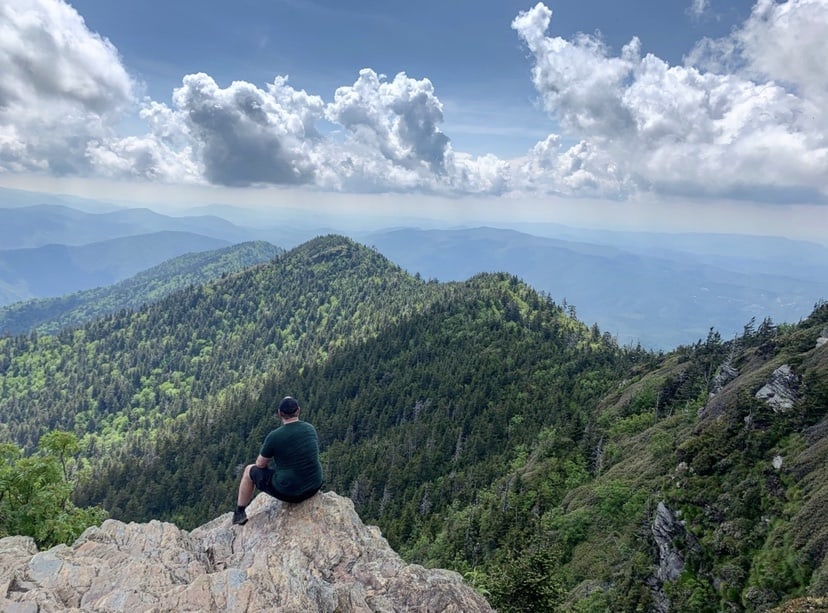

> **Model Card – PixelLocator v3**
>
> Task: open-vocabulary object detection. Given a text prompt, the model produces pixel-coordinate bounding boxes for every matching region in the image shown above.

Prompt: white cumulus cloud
[2,0,827,202]
[723,0,828,115]
[512,1,828,201]
[326,69,450,174]
[171,73,324,186]
[0,0,136,175]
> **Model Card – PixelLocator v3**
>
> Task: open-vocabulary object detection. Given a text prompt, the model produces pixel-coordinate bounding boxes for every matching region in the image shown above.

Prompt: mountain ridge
[3,199,825,349]
[362,226,828,348]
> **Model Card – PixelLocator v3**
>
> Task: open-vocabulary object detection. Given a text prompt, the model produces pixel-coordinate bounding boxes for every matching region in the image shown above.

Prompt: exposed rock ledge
[0,491,492,612]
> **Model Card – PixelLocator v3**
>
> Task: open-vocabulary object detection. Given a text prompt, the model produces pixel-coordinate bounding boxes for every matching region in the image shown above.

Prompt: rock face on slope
[0,491,493,612]
[647,501,699,613]
[651,502,689,584]
[755,364,801,413]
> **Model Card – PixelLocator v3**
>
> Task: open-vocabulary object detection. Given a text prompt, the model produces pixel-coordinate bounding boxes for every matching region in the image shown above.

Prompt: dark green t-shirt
[260,420,323,497]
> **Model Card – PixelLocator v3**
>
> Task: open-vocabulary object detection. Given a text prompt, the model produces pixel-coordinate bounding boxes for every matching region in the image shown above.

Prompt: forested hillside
[0,235,825,611]
[0,241,282,335]
[75,267,635,532]
[0,236,442,452]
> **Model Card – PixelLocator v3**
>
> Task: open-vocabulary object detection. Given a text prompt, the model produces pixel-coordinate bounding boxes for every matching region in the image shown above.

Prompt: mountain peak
[1,491,492,612]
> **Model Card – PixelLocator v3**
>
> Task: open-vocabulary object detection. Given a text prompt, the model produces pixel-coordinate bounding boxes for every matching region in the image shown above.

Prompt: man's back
[261,421,323,498]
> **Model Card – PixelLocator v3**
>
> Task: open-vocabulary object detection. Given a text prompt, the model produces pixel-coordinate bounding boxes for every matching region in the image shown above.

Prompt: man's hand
[255,454,270,469]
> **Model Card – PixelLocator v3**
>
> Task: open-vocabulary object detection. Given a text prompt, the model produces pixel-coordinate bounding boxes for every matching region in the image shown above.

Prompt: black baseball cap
[279,396,300,415]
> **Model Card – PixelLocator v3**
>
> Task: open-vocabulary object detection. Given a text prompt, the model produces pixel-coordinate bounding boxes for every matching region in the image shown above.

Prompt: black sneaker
[232,508,248,525]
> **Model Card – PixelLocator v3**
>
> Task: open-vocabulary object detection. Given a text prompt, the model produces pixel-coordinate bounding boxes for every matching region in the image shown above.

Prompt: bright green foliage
[0,432,107,548]
[664,572,718,612]
[489,543,566,612]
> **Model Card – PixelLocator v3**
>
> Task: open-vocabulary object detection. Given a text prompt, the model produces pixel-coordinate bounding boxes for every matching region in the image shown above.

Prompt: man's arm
[255,455,270,468]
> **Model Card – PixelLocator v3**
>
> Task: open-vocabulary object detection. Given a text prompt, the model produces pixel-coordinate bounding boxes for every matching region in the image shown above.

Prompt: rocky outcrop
[647,501,698,613]
[0,492,492,612]
[652,502,689,583]
[711,360,739,397]
[755,364,801,413]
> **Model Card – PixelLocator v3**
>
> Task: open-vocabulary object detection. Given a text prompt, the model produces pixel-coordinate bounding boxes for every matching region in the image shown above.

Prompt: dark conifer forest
[1,235,826,611]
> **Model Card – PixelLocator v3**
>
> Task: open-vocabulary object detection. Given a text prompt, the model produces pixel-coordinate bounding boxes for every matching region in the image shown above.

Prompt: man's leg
[237,464,256,507]
[233,464,255,525]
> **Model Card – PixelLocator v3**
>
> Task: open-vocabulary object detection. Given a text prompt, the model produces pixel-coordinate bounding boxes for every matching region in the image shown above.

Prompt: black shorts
[249,465,320,503]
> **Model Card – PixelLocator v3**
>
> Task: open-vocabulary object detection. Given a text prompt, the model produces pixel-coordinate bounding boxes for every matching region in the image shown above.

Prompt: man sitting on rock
[233,396,323,525]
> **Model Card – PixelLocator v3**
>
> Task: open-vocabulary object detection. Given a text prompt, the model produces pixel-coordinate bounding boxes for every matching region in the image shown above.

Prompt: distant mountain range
[0,204,255,249]
[361,227,828,348]
[2,194,826,349]
[0,231,234,306]
[0,241,282,335]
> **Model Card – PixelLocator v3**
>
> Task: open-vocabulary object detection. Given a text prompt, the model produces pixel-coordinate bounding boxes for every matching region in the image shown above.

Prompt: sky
[0,0,826,242]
